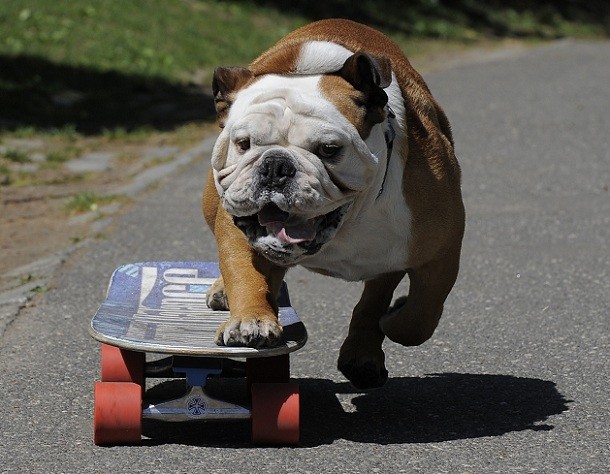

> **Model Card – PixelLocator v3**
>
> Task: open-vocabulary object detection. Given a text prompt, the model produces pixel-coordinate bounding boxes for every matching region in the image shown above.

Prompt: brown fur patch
[319,75,372,139]
[250,42,302,75]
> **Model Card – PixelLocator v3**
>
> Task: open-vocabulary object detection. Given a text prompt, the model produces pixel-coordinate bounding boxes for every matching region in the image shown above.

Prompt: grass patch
[0,164,11,185]
[46,147,79,164]
[9,170,87,187]
[0,1,307,133]
[0,0,306,83]
[4,126,38,138]
[101,126,157,141]
[1,124,81,140]
[2,148,31,163]
[64,191,119,214]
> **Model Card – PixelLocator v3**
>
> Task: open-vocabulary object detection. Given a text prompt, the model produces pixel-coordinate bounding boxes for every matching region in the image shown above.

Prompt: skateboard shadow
[141,372,569,447]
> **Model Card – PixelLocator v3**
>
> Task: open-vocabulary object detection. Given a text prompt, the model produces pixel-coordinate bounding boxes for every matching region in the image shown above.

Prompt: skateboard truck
[142,358,250,422]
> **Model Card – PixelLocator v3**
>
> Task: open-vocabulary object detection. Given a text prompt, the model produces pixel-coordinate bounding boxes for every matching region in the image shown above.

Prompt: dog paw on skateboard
[215,315,283,348]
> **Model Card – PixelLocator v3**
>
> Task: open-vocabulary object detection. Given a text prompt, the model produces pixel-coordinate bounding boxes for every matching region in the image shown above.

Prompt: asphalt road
[0,39,608,473]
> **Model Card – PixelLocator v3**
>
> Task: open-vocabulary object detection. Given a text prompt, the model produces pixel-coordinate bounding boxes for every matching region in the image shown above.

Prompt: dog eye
[318,144,341,159]
[236,138,251,153]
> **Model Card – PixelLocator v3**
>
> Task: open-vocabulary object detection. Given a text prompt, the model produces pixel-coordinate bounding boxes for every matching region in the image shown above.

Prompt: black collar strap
[377,105,396,199]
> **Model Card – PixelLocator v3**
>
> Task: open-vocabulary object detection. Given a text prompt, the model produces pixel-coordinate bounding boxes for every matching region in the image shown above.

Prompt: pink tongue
[257,204,316,244]
[267,221,317,244]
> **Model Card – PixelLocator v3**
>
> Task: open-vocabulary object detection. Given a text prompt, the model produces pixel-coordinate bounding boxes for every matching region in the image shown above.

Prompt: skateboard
[89,261,307,446]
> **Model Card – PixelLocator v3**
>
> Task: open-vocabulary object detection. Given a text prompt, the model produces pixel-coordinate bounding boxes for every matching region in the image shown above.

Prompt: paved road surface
[0,40,608,473]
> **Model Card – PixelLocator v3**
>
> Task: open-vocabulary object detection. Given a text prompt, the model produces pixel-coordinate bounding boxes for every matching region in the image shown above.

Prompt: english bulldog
[203,19,465,389]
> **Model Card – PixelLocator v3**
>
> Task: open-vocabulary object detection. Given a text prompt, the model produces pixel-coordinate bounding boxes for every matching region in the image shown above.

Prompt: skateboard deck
[89,261,307,357]
[90,262,306,446]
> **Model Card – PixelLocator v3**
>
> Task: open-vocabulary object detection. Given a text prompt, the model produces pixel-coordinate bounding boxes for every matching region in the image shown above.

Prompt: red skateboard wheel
[93,381,142,445]
[251,383,300,445]
[100,344,145,387]
[246,355,290,396]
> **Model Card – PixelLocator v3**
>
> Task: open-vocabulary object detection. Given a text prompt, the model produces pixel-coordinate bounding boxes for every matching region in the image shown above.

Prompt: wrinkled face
[211,74,381,265]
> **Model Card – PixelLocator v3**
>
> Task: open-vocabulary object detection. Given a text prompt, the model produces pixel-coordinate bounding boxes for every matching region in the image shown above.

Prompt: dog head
[211,52,392,266]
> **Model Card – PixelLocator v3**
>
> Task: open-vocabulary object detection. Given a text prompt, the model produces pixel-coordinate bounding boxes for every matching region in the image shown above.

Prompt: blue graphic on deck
[99,262,221,338]
[107,261,219,306]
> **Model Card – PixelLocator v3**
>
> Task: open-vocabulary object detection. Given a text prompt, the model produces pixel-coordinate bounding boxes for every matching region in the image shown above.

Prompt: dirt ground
[1,184,92,274]
[0,125,210,278]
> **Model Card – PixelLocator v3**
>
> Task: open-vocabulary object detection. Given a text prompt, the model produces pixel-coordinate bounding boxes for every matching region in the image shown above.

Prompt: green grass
[101,126,157,141]
[45,146,80,164]
[45,151,70,164]
[2,149,31,163]
[0,1,306,83]
[0,164,11,185]
[64,191,120,214]
[0,1,309,133]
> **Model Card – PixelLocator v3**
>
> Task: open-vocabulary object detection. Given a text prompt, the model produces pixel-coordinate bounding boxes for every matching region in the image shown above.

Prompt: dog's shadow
[141,372,570,447]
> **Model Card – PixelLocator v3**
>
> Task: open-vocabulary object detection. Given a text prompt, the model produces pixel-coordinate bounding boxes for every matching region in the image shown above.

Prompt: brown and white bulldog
[202,19,465,389]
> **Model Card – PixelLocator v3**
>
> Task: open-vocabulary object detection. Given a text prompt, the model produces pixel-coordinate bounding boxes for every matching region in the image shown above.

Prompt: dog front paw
[215,316,283,348]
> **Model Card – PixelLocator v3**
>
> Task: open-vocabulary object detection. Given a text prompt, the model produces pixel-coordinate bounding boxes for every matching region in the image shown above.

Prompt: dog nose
[259,154,297,190]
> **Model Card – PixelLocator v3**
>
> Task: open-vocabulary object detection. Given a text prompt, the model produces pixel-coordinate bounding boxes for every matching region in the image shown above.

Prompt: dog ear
[339,53,392,124]
[212,67,254,128]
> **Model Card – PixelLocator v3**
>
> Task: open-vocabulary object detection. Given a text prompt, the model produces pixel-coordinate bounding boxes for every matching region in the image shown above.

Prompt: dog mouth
[232,202,349,260]
[256,204,323,244]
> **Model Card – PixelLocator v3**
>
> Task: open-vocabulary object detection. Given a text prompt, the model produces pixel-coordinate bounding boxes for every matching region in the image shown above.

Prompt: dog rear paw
[215,316,283,348]
[338,359,388,390]
[206,277,229,310]
[338,342,388,389]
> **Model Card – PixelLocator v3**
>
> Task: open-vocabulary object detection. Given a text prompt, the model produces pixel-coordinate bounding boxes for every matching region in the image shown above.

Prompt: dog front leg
[213,206,286,347]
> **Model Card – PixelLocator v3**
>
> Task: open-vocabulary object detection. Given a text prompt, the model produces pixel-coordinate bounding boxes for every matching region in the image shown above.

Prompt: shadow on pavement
[300,373,569,446]
[140,372,569,447]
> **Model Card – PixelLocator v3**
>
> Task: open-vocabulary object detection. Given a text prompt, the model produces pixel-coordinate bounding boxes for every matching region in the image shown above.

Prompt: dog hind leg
[379,249,460,347]
[338,271,405,389]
